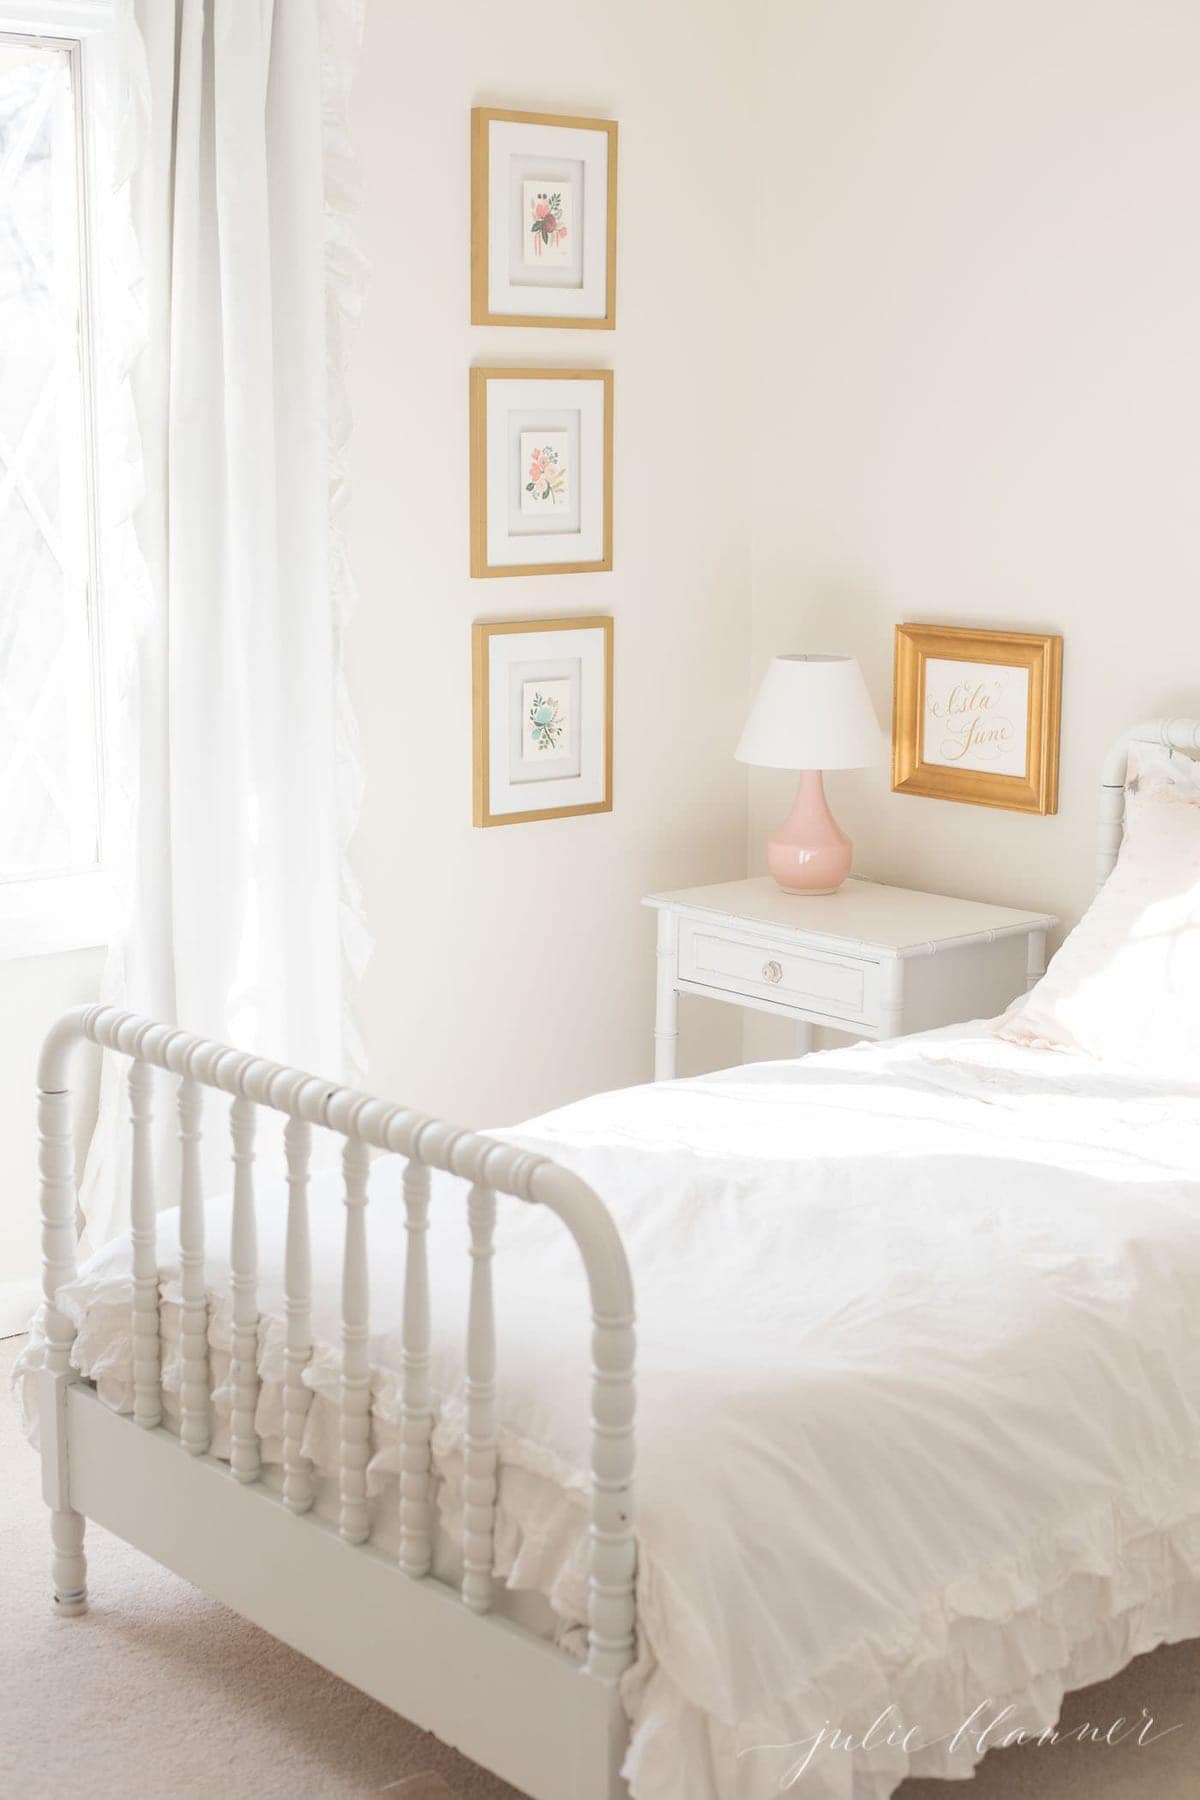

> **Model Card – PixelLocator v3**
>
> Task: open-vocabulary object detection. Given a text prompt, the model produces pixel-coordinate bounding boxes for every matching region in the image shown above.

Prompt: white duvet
[18,1025,1200,1800]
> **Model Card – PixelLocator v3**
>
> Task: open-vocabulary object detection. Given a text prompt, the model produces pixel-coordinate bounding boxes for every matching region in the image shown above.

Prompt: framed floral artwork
[892,623,1062,813]
[471,108,618,329]
[469,368,613,578]
[472,617,613,826]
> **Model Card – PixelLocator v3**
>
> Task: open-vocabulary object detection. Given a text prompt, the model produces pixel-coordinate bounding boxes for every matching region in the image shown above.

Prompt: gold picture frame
[469,367,613,579]
[892,623,1062,814]
[471,107,618,329]
[472,616,614,827]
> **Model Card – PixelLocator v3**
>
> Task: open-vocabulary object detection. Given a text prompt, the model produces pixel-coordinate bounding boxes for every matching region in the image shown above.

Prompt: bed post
[525,1158,637,1684]
[282,1110,316,1514]
[399,1154,435,1578]
[36,1008,92,1616]
[1098,719,1200,891]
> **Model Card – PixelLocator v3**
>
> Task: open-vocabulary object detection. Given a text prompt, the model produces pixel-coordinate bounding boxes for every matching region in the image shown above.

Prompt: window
[1,13,112,958]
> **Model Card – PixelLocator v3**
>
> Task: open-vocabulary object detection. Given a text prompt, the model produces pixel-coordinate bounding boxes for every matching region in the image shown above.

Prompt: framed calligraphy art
[892,624,1062,814]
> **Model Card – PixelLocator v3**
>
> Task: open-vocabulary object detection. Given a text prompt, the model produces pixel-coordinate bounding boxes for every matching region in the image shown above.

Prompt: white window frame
[0,0,117,961]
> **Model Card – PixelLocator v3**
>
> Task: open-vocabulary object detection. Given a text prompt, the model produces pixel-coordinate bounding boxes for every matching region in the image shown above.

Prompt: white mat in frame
[471,108,617,328]
[472,617,613,826]
[470,369,613,578]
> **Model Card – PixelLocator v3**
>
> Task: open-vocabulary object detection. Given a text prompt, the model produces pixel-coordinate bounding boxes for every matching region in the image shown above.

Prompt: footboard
[36,1005,636,1800]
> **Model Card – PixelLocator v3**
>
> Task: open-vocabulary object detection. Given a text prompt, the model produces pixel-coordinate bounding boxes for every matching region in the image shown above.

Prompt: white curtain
[82,0,368,1247]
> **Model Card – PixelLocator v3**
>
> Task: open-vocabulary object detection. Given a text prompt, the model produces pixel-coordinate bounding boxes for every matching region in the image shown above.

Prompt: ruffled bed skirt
[17,1274,1200,1800]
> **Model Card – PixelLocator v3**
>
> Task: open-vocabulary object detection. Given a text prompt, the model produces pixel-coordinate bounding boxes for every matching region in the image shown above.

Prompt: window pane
[0,38,100,880]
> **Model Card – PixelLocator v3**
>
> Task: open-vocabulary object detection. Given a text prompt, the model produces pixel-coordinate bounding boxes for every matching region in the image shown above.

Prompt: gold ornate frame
[469,367,613,579]
[892,623,1062,814]
[471,107,618,330]
[472,616,614,827]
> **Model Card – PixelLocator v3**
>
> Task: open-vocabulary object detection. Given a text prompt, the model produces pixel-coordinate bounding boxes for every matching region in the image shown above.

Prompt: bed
[18,717,1200,1800]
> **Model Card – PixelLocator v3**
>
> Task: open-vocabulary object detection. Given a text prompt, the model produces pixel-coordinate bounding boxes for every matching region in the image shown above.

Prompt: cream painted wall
[347,0,753,1125]
[748,0,1200,1065]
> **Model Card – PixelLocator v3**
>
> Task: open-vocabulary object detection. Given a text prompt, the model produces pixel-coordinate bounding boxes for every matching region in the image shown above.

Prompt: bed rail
[37,1004,637,1683]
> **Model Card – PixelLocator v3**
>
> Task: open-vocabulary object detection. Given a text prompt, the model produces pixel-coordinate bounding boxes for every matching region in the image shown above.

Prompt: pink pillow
[995,744,1200,1073]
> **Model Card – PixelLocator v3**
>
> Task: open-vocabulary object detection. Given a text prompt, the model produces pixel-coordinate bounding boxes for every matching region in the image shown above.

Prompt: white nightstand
[643,877,1057,1080]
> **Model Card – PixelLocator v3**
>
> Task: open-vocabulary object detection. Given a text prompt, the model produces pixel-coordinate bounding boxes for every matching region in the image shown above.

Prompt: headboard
[1097,717,1200,891]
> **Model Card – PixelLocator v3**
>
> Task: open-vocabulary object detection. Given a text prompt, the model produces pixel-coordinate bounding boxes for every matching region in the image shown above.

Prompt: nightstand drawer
[677,918,873,1022]
[646,877,1056,1079]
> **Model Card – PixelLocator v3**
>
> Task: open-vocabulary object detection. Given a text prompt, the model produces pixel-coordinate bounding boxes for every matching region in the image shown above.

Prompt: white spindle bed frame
[36,1011,636,1800]
[1097,717,1200,884]
[33,719,1200,1800]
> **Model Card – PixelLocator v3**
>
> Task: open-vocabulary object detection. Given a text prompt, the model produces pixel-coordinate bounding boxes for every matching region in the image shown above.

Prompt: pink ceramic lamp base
[766,769,852,894]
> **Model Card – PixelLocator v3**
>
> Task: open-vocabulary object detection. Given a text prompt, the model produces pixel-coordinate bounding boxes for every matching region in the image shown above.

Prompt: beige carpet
[3,1335,1197,1799]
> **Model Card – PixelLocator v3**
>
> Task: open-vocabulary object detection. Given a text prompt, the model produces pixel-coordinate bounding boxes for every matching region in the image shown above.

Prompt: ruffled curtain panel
[82,0,368,1246]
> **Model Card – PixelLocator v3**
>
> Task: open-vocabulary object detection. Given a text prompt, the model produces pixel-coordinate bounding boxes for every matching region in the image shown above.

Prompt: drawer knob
[762,959,783,985]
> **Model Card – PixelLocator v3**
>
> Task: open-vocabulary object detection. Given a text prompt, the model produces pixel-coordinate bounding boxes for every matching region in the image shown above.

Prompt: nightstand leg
[654,910,679,1081]
[879,958,906,1040]
[794,1020,814,1056]
[1025,928,1047,991]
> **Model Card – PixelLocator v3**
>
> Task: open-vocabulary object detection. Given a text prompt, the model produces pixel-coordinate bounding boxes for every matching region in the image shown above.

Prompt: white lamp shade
[735,654,883,771]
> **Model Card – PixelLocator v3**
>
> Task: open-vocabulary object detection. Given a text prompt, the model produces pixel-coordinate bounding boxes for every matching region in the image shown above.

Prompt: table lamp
[735,654,883,894]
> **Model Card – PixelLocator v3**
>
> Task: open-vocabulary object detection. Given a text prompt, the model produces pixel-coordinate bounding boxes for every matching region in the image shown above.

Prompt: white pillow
[995,742,1200,1073]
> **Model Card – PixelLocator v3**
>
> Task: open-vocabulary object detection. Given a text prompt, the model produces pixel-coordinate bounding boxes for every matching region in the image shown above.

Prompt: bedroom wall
[346,1,754,1124]
[746,0,1200,1055]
